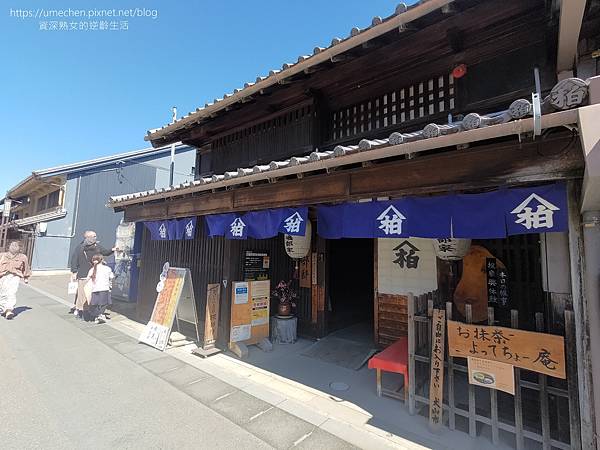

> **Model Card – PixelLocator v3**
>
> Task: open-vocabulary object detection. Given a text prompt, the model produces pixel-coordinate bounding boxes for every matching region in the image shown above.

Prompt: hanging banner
[145,217,197,241]
[317,198,453,240]
[175,217,197,240]
[447,320,566,378]
[144,220,176,241]
[450,191,507,239]
[205,207,308,240]
[505,183,568,236]
[468,357,515,395]
[316,183,567,240]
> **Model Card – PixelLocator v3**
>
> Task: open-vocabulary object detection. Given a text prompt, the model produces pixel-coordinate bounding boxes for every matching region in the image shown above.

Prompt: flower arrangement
[272,280,298,316]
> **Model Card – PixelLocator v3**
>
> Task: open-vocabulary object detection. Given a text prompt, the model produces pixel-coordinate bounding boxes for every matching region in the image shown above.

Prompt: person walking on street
[70,231,117,318]
[87,254,114,324]
[0,241,31,320]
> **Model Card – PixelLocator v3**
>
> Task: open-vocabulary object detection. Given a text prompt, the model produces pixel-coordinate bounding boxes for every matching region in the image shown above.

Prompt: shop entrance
[327,238,374,336]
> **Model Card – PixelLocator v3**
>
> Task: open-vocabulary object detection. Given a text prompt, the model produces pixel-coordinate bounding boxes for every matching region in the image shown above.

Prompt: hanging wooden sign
[447,320,566,378]
[429,309,446,430]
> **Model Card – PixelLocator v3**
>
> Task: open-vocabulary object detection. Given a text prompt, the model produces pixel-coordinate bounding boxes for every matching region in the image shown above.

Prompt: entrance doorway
[327,238,374,336]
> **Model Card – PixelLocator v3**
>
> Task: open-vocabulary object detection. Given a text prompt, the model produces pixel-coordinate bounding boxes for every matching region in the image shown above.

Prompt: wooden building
[110,0,600,447]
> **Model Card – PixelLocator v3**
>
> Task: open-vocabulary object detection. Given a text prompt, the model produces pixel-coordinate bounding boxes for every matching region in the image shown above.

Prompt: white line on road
[249,406,274,422]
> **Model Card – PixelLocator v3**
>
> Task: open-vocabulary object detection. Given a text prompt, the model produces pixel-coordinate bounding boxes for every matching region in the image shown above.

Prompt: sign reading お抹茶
[447,320,565,378]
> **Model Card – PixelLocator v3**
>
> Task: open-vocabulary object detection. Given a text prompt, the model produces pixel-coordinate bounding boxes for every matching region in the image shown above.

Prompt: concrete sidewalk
[26,275,509,450]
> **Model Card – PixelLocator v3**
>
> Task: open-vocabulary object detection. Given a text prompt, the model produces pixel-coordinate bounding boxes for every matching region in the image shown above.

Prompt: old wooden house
[110,0,600,447]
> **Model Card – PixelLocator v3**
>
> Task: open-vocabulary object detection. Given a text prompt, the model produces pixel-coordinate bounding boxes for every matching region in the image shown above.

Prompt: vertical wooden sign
[203,283,221,350]
[299,256,311,289]
[429,309,446,430]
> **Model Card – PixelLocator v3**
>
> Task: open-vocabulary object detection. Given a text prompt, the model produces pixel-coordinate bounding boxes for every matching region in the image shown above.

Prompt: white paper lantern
[284,221,312,259]
[433,238,471,261]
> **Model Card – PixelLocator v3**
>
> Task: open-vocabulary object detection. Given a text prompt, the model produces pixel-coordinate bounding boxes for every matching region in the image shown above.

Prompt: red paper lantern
[452,64,467,79]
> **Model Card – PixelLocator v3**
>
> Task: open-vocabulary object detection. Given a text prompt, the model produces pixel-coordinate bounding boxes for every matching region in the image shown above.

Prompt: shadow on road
[12,306,32,318]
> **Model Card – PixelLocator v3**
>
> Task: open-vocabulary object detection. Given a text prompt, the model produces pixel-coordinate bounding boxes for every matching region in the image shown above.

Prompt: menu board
[140,267,186,351]
[243,251,270,281]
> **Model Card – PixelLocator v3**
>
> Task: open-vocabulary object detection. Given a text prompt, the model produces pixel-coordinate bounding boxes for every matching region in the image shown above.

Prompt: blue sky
[0,0,403,194]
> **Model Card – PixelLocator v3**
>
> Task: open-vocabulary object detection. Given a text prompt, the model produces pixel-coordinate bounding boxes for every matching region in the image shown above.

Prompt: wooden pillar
[567,180,597,449]
[314,235,327,338]
[217,238,234,349]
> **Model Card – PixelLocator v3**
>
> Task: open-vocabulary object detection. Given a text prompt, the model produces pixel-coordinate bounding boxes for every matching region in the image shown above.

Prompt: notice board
[230,280,270,346]
[139,267,187,351]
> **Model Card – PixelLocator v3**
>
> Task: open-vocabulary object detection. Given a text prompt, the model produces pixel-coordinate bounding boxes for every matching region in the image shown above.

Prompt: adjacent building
[0,144,196,288]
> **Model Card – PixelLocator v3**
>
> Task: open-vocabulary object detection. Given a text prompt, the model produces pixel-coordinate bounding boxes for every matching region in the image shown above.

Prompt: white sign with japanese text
[378,238,438,295]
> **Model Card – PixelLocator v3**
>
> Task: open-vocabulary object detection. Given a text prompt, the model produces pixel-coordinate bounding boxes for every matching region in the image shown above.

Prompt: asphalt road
[0,285,352,450]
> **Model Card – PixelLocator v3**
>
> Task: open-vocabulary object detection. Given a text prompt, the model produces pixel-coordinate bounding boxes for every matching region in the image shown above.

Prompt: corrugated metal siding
[230,236,312,330]
[68,162,156,260]
[138,219,226,335]
[137,221,314,345]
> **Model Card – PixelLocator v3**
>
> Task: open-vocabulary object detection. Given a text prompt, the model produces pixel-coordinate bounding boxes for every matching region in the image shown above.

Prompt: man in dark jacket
[69,230,116,314]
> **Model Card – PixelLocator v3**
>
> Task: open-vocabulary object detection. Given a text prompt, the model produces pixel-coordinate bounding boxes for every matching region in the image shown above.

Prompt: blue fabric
[317,198,453,239]
[451,191,507,239]
[278,207,309,236]
[205,207,309,240]
[315,183,568,239]
[205,213,238,237]
[317,205,344,239]
[504,183,567,235]
[175,217,197,240]
[144,220,178,241]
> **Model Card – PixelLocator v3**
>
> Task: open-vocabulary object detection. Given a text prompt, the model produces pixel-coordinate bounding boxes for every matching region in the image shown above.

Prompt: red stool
[368,337,409,402]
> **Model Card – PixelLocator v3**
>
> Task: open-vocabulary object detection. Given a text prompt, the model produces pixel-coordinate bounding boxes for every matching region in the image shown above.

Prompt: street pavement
[0,284,357,450]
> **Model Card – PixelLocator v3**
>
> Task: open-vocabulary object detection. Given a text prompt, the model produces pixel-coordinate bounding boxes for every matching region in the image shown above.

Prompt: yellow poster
[468,357,515,395]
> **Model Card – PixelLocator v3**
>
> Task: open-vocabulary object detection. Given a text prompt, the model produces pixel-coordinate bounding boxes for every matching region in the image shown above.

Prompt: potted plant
[272,280,297,317]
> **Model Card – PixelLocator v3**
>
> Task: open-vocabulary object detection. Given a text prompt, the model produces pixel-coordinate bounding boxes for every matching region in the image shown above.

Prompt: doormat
[301,336,378,370]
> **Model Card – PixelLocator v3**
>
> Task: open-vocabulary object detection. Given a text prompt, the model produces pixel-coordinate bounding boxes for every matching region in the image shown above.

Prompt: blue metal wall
[31,146,196,271]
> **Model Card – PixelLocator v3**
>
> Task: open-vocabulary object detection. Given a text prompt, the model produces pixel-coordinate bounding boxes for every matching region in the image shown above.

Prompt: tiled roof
[145,0,455,144]
[109,78,590,209]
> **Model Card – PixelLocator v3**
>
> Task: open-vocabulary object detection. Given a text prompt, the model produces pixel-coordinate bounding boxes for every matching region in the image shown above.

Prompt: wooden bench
[368,336,409,402]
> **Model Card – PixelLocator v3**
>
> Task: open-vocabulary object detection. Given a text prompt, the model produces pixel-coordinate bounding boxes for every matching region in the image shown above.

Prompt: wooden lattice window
[330,73,456,142]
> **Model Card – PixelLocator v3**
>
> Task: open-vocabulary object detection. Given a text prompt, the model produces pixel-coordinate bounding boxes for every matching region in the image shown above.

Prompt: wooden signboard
[230,280,271,346]
[429,309,446,429]
[203,283,221,349]
[299,256,311,289]
[140,267,186,351]
[447,320,566,378]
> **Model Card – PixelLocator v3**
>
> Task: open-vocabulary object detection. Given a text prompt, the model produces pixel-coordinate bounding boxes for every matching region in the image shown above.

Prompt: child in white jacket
[87,254,114,324]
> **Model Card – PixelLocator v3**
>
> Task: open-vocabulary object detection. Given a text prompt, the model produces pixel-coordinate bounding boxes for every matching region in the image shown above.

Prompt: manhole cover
[329,381,350,392]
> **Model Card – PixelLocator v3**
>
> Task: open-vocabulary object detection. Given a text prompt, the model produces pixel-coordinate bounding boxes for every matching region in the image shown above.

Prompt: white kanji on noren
[158,223,167,239]
[230,217,246,237]
[185,220,194,238]
[377,205,406,235]
[283,212,304,234]
[511,193,559,230]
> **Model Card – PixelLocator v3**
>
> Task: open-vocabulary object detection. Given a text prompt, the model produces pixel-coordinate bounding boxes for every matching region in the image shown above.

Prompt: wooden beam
[122,135,583,222]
